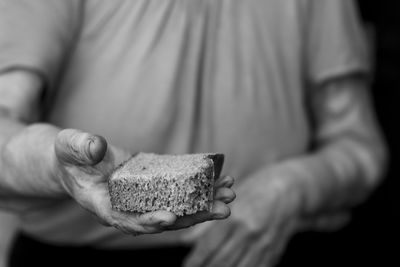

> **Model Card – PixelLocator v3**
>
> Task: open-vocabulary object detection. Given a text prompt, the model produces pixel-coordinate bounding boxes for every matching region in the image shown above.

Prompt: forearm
[281,77,387,221]
[0,118,68,213]
[0,120,64,197]
[0,71,66,211]
[279,135,386,218]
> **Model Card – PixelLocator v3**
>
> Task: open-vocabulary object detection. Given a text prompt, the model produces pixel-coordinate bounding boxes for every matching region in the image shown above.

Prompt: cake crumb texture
[108,153,224,216]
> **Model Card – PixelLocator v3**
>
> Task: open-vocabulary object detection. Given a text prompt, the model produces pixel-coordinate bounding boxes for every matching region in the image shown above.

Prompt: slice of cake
[108,153,224,216]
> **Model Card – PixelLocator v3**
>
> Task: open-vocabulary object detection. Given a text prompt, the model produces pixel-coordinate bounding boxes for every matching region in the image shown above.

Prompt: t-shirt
[0,0,369,248]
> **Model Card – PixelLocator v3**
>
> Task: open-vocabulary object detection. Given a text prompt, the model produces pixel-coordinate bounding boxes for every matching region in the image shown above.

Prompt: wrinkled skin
[54,129,236,236]
[184,166,304,267]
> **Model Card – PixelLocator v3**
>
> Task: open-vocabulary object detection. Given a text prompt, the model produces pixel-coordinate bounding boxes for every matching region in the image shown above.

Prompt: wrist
[1,123,65,197]
[269,159,322,217]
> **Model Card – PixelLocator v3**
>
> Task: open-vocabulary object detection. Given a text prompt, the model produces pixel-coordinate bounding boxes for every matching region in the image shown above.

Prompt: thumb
[55,129,107,166]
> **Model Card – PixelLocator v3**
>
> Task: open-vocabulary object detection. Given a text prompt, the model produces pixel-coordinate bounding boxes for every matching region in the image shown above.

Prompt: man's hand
[0,69,235,236]
[54,129,235,235]
[184,76,386,267]
[184,166,303,267]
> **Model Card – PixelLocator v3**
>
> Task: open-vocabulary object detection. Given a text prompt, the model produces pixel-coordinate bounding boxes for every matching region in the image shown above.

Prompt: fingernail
[213,212,228,220]
[212,204,231,219]
[219,176,234,188]
[160,220,173,227]
[87,135,107,164]
[220,196,234,203]
[224,176,235,186]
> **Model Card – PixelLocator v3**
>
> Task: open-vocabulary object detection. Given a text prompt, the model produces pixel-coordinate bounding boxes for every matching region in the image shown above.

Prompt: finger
[118,210,178,234]
[86,184,174,235]
[237,245,270,267]
[108,207,178,234]
[55,129,107,166]
[183,222,236,267]
[136,210,177,227]
[237,234,274,267]
[211,200,231,219]
[253,239,286,267]
[308,212,351,232]
[215,175,235,189]
[179,200,231,227]
[167,200,231,232]
[206,229,252,267]
[167,211,212,230]
[214,187,236,204]
[240,224,292,267]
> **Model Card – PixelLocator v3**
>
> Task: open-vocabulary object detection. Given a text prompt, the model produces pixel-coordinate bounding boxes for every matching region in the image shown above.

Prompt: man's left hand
[184,166,304,267]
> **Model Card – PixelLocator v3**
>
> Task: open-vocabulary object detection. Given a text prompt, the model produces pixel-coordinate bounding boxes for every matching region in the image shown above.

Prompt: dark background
[278,1,399,266]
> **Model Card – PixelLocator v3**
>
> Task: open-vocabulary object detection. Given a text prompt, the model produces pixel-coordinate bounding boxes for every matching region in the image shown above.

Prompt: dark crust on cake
[206,154,224,179]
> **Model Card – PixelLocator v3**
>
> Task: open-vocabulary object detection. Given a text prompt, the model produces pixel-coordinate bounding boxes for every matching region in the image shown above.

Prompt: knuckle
[236,220,260,238]
[109,219,134,235]
[109,213,147,235]
[143,225,163,234]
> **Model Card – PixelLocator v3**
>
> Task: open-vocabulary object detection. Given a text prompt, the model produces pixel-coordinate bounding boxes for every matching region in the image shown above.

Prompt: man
[0,0,386,266]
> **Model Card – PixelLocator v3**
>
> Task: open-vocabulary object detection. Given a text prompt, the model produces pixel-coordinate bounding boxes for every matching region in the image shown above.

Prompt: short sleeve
[305,0,370,84]
[0,0,83,89]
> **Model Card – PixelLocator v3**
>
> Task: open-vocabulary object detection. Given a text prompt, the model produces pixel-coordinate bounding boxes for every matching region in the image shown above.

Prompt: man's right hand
[54,129,235,235]
[0,70,235,236]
